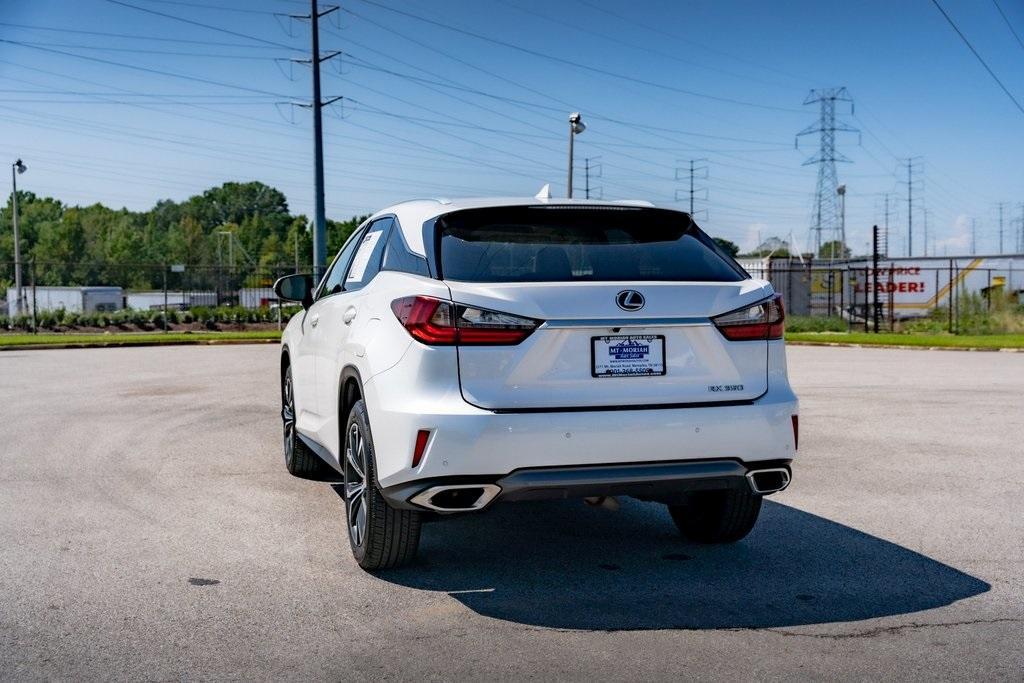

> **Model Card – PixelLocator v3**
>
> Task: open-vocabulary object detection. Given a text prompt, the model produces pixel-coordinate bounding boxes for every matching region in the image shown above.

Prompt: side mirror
[274,274,314,309]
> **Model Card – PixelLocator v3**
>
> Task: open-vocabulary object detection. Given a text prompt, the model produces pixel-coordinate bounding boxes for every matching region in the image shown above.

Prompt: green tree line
[0,181,367,290]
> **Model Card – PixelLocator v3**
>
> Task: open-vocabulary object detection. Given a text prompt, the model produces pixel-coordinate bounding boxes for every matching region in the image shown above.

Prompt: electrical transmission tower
[797,88,858,257]
[675,159,708,218]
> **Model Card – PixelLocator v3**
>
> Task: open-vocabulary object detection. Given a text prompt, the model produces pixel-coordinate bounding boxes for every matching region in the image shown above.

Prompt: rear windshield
[436,206,744,283]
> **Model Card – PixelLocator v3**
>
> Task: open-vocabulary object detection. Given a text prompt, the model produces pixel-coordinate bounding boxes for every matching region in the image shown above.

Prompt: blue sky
[2,0,1023,256]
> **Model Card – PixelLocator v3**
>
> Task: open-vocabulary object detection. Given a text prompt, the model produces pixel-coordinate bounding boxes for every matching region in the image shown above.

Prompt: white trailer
[6,286,123,317]
[238,287,278,309]
[124,291,217,310]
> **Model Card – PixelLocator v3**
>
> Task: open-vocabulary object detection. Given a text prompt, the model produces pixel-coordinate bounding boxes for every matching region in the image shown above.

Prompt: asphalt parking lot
[1,344,1021,680]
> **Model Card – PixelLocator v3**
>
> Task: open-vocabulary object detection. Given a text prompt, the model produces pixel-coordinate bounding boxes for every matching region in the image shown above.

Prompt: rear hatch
[434,205,774,411]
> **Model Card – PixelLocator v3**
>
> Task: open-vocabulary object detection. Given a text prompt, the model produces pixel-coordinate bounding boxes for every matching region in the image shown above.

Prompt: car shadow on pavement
[368,497,989,630]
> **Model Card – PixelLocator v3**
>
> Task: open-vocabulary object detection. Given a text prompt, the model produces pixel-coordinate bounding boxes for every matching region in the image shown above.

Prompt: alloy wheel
[344,422,369,548]
[282,367,296,465]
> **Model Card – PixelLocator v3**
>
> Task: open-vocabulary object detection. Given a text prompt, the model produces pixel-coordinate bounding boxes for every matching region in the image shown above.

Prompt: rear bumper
[364,361,799,490]
[382,458,792,511]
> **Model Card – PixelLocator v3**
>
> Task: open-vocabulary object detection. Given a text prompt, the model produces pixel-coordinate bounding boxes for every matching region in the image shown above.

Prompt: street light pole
[836,184,846,260]
[566,112,585,198]
[10,159,27,317]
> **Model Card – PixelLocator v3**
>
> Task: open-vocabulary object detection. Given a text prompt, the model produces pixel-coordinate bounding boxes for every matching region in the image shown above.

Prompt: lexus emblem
[615,290,646,312]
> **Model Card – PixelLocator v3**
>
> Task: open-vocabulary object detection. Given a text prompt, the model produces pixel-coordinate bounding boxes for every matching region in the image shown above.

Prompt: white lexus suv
[275,198,798,570]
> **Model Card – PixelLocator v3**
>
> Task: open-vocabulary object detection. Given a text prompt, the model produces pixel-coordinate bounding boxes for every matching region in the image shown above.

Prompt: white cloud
[934,213,971,255]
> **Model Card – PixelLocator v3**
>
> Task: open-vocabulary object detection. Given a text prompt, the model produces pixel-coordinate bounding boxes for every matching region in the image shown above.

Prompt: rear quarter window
[436,206,744,283]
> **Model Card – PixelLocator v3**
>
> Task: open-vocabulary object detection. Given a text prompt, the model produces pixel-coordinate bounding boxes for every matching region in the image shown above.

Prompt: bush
[902,290,1024,335]
[0,304,293,332]
[786,315,849,333]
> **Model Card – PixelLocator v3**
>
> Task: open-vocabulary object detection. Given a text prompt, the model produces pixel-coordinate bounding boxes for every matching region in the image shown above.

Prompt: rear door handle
[310,314,319,328]
[343,307,357,325]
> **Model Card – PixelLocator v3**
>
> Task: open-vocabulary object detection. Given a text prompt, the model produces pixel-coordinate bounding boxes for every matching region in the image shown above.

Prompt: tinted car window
[382,222,430,276]
[437,206,744,283]
[344,218,392,291]
[318,225,365,298]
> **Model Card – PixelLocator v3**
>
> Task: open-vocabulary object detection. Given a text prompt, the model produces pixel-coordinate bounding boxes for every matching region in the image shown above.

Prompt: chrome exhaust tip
[409,484,501,513]
[745,468,791,495]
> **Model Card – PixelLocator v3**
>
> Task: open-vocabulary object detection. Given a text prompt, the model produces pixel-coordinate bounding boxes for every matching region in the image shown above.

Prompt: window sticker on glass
[346,230,383,282]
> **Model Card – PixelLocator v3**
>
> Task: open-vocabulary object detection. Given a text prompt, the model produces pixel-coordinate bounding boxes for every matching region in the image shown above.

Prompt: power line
[571,0,810,86]
[500,0,798,91]
[126,0,280,14]
[991,0,1024,51]
[7,41,289,59]
[0,21,289,48]
[929,0,1024,116]
[350,0,804,113]
[103,0,295,49]
[0,39,293,97]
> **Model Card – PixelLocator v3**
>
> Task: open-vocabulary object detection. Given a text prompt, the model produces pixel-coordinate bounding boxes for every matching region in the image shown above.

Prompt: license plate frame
[591,334,666,378]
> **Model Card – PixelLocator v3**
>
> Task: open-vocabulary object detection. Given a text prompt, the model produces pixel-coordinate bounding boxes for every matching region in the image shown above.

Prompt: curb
[0,338,280,351]
[786,341,1024,353]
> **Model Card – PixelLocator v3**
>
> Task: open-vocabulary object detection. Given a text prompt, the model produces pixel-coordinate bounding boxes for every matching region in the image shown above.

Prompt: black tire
[281,364,322,477]
[342,399,422,570]
[668,486,762,543]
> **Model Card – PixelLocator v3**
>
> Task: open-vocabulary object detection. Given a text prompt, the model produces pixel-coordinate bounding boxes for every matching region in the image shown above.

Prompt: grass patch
[785,315,849,333]
[0,330,281,349]
[786,332,1024,349]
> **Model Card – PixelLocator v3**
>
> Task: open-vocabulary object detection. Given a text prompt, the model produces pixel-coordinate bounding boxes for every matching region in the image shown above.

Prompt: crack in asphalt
[758,617,1023,640]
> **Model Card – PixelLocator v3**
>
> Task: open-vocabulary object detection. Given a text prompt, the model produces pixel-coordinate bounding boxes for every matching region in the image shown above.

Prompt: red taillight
[391,296,539,346]
[390,296,458,344]
[412,429,430,468]
[791,414,799,451]
[712,294,785,341]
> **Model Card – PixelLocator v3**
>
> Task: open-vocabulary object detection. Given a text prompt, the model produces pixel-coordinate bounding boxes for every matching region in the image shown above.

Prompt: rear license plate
[591,335,666,377]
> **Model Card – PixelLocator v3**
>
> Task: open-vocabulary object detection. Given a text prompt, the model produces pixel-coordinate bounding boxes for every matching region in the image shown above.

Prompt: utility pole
[901,157,922,257]
[971,218,977,255]
[689,159,695,214]
[923,208,929,257]
[1015,204,1024,254]
[310,0,330,280]
[797,88,857,256]
[674,158,707,217]
[582,157,601,199]
[10,159,27,317]
[997,202,1005,254]
[883,193,892,258]
[907,159,913,256]
[289,2,340,280]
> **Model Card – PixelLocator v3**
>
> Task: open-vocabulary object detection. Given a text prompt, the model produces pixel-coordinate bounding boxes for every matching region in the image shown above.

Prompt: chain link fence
[1,261,310,331]
[750,260,1022,333]
[2,259,1021,334]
